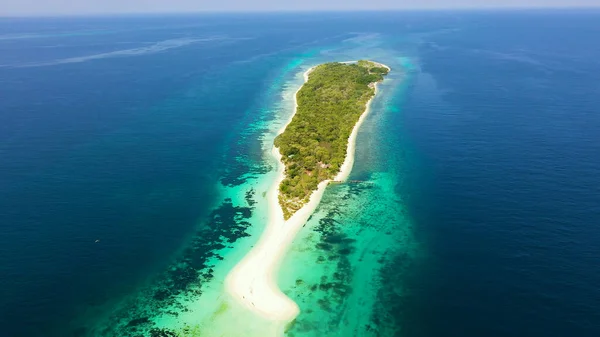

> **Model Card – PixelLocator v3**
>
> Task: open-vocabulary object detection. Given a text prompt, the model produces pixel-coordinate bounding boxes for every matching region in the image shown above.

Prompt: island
[225,61,390,325]
[274,60,390,219]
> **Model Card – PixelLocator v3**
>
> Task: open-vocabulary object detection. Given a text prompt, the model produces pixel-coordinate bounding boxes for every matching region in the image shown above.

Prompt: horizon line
[2,6,600,19]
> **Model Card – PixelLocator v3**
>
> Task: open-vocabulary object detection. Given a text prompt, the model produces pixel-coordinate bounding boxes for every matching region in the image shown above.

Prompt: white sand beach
[225,62,389,331]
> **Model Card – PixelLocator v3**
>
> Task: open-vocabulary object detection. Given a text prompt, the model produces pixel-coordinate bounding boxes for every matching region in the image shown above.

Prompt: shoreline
[225,61,389,330]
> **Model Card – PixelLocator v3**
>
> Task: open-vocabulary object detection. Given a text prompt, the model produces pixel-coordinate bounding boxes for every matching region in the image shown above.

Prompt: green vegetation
[274,60,389,219]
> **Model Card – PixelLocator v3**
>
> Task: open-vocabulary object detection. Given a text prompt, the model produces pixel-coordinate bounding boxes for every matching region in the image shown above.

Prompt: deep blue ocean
[1,10,600,337]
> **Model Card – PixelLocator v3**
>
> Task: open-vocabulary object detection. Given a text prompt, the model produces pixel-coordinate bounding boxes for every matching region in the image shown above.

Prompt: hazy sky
[2,0,599,16]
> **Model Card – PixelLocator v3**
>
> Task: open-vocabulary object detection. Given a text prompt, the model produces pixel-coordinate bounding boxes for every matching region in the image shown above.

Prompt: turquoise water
[3,11,600,337]
[75,33,417,337]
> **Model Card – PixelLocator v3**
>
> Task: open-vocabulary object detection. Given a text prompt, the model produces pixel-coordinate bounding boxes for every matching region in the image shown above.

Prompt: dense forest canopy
[274,60,389,219]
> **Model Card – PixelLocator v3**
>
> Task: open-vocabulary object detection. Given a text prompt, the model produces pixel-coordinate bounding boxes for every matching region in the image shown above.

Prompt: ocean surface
[1,9,600,337]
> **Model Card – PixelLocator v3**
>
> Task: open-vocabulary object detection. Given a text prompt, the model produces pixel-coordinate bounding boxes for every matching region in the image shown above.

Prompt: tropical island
[226,61,390,326]
[274,60,390,219]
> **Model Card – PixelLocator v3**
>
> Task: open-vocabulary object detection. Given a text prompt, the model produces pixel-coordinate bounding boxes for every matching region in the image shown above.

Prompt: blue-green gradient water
[2,10,600,337]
